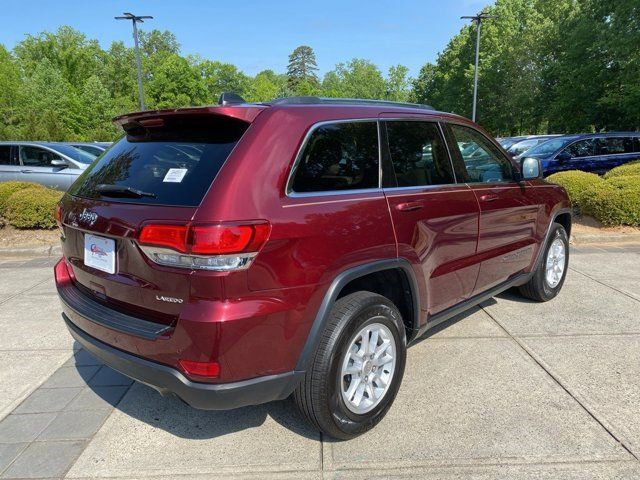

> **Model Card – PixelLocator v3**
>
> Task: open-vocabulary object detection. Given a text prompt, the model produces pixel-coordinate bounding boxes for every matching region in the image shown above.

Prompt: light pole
[115,12,153,111]
[461,11,497,122]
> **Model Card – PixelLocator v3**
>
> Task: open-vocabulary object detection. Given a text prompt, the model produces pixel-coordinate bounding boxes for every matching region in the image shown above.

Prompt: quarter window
[384,121,454,187]
[290,121,379,193]
[599,137,632,155]
[564,139,596,158]
[448,124,513,183]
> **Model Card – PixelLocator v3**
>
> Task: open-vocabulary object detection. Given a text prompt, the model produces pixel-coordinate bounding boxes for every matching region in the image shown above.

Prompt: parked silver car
[0,142,96,190]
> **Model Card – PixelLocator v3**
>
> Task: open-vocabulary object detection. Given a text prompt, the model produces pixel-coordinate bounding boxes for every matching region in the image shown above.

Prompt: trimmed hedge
[4,187,63,229]
[0,181,44,216]
[545,170,600,211]
[603,160,640,179]
[547,169,640,227]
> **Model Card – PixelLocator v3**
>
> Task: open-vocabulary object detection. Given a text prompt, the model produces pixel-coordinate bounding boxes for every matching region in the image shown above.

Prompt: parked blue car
[519,132,640,176]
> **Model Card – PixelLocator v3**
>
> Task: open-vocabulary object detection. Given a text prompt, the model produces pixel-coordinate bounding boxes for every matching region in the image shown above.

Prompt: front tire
[293,291,406,440]
[518,222,569,302]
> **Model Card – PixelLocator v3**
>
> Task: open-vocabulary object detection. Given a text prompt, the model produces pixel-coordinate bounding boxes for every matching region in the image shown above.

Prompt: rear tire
[518,222,569,302]
[293,291,406,440]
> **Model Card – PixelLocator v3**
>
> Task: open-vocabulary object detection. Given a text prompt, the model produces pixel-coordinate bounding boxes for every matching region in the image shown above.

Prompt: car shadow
[70,289,529,441]
[69,343,320,441]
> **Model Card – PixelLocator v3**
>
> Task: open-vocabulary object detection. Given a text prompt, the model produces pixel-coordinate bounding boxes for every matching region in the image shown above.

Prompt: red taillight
[178,359,220,378]
[139,225,188,252]
[138,222,270,255]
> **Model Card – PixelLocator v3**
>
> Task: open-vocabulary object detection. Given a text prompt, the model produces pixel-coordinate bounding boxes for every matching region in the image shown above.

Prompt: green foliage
[323,59,386,99]
[546,170,601,211]
[0,181,45,216]
[412,0,640,134]
[582,179,640,227]
[287,45,319,92]
[5,187,62,229]
[603,161,640,179]
[549,168,640,226]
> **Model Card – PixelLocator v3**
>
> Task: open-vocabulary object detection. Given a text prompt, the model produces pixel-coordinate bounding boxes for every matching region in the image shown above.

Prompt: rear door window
[383,120,454,187]
[289,121,379,193]
[69,115,249,206]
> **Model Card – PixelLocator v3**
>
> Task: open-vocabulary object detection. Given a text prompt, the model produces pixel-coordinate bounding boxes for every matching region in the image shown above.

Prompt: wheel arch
[294,258,420,372]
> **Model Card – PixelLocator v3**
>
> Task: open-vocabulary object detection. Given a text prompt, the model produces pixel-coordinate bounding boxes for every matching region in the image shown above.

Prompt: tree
[287,45,319,92]
[138,30,180,57]
[192,58,250,102]
[14,26,105,90]
[0,45,21,138]
[147,54,205,109]
[80,76,118,140]
[386,65,411,101]
[246,70,288,102]
[322,59,386,99]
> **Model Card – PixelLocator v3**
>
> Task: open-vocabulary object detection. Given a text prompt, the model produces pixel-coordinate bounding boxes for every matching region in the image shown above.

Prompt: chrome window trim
[383,183,460,193]
[288,187,383,198]
[285,118,381,198]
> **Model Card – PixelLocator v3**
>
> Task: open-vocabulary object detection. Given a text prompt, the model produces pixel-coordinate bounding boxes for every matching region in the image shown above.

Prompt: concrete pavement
[0,244,638,479]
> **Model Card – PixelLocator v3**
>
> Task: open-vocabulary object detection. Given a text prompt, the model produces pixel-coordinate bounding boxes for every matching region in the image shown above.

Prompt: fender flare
[294,258,420,372]
[530,207,572,271]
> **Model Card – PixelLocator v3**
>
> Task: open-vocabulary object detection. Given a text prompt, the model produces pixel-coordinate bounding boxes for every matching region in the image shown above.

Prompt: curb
[0,244,62,257]
[571,232,640,245]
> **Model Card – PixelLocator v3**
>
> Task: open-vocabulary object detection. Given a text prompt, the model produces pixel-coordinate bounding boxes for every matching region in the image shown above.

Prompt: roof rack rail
[267,96,434,110]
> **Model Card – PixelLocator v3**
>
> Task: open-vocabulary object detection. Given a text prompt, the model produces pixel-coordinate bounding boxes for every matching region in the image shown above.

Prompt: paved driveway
[0,244,639,479]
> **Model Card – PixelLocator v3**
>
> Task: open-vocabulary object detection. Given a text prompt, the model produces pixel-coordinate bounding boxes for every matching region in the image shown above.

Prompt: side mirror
[556,152,572,162]
[520,157,542,180]
[51,158,68,167]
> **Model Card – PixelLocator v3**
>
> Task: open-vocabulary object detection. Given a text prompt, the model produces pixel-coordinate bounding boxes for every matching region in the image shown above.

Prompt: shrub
[546,170,601,211]
[603,160,640,179]
[0,181,45,216]
[4,187,63,229]
[582,176,640,227]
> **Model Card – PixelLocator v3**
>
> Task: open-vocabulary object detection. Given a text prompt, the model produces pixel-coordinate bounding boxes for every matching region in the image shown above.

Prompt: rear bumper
[64,314,303,410]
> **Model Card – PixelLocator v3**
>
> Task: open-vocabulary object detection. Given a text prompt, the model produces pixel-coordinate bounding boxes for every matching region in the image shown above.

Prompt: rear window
[68,115,248,206]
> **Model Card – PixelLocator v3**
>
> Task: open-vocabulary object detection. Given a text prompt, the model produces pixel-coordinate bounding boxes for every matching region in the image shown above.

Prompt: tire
[293,291,407,440]
[518,222,569,302]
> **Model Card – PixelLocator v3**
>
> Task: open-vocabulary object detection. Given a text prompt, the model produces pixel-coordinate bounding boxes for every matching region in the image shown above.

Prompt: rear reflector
[178,359,220,378]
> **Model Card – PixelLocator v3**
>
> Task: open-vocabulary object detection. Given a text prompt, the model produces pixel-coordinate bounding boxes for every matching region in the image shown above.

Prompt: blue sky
[0,0,489,77]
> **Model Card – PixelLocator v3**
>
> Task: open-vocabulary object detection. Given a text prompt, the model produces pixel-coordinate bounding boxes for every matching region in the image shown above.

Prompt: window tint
[290,121,379,193]
[599,137,632,155]
[564,139,596,158]
[448,124,513,183]
[0,146,11,166]
[69,115,248,206]
[20,146,62,167]
[384,121,454,187]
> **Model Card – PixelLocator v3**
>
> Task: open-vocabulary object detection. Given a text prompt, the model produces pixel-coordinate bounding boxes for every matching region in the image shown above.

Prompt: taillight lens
[137,222,271,271]
[190,224,270,254]
[138,224,188,252]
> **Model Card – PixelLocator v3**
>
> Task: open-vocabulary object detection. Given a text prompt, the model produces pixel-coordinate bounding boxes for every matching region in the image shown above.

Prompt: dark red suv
[55,95,571,439]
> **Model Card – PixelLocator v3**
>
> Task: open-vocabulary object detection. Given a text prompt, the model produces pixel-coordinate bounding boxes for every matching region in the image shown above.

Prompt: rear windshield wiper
[96,184,157,199]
